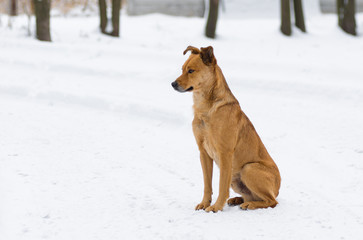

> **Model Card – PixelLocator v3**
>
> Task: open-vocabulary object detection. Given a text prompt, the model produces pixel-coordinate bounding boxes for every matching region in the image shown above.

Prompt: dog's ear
[200,46,216,66]
[183,46,200,55]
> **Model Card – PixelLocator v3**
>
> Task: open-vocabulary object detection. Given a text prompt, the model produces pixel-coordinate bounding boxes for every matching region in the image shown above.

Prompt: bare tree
[7,0,18,28]
[280,0,306,36]
[111,0,121,36]
[294,0,306,32]
[280,0,292,36]
[34,0,51,41]
[98,0,121,37]
[98,0,107,33]
[205,0,219,39]
[82,0,92,12]
[22,0,35,36]
[10,0,17,16]
[337,0,356,35]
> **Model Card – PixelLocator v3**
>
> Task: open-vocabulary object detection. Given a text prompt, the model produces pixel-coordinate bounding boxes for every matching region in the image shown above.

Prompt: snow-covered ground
[1,2,363,239]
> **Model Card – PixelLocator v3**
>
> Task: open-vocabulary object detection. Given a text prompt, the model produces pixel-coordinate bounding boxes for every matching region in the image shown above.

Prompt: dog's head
[171,46,217,93]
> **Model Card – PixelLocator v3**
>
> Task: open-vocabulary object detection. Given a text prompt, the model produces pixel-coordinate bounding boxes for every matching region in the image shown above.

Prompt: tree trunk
[111,0,121,37]
[34,0,51,41]
[345,0,356,35]
[205,0,219,39]
[99,0,107,34]
[280,0,292,36]
[294,0,306,32]
[337,0,356,35]
[10,0,17,16]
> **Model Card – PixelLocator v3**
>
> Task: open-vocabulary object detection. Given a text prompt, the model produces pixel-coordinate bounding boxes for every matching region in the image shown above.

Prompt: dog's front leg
[195,150,213,210]
[205,154,232,212]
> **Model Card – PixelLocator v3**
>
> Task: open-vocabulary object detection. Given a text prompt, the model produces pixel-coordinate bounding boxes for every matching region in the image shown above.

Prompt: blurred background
[0,0,362,38]
[1,1,363,240]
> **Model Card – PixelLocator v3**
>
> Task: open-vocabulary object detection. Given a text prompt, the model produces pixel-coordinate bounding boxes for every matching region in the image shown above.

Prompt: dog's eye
[188,69,195,74]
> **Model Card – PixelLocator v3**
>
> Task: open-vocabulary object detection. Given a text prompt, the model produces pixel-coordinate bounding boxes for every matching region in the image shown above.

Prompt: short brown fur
[172,46,281,212]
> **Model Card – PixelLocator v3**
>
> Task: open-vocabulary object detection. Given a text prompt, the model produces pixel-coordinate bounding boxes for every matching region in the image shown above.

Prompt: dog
[171,46,281,212]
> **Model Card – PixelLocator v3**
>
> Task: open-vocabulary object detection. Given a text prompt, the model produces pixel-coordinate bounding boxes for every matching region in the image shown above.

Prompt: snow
[1,2,363,240]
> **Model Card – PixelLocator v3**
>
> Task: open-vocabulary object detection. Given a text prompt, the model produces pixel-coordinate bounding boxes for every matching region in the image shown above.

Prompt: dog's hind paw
[240,202,254,210]
[240,200,278,210]
[227,197,244,206]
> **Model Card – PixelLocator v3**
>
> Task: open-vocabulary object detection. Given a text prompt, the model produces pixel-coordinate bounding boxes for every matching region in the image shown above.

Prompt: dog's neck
[192,65,238,117]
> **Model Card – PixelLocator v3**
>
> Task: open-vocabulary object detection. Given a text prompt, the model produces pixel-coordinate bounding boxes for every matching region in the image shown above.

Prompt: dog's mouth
[186,86,194,92]
[171,81,193,93]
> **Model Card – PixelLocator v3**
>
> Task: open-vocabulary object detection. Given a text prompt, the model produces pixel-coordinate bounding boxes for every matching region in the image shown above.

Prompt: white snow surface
[1,5,363,240]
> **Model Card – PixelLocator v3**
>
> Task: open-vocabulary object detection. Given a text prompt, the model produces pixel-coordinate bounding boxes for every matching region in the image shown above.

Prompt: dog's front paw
[205,204,224,213]
[195,201,211,210]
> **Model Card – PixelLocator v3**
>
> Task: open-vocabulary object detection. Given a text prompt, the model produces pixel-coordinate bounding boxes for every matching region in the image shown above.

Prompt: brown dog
[172,46,281,212]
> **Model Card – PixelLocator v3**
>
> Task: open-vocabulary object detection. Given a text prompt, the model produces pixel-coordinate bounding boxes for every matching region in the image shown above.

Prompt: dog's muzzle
[171,81,193,92]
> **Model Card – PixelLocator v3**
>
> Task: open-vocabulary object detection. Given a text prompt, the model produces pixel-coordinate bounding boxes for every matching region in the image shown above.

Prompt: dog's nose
[171,81,178,89]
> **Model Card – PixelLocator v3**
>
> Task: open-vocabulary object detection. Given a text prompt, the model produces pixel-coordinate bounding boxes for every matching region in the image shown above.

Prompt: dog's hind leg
[240,197,278,210]
[228,174,246,206]
[239,163,279,210]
